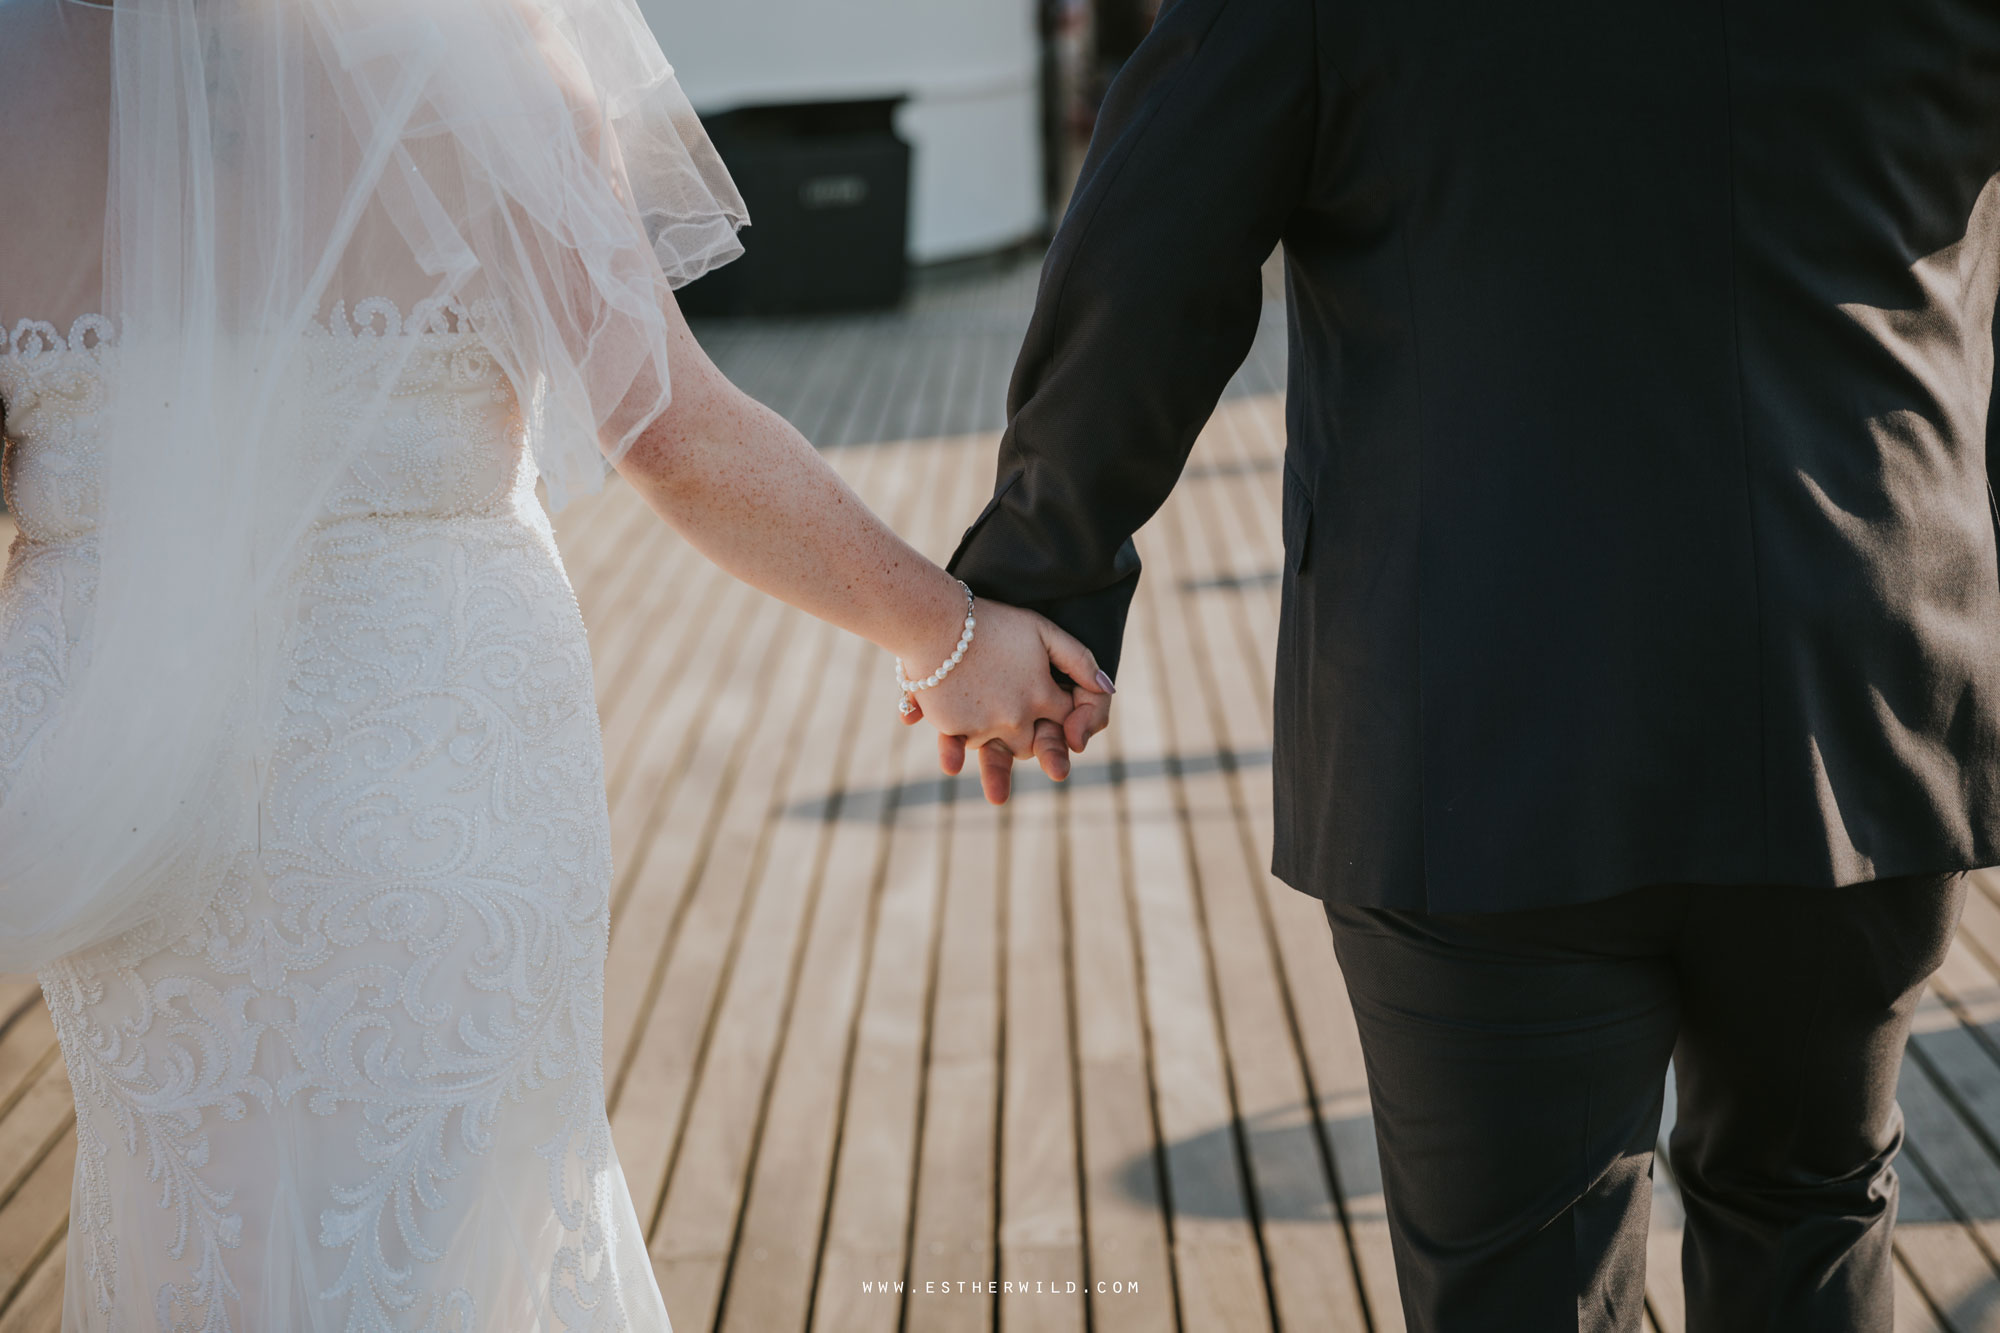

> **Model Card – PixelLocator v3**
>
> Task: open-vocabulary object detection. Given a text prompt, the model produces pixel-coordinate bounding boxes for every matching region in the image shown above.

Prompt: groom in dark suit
[947,0,2000,1327]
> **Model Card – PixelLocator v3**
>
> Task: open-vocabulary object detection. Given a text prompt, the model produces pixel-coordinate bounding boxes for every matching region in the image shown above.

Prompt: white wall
[639,0,1046,262]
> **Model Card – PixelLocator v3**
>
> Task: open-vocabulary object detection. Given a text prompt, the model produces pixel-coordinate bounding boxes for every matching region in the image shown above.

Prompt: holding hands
[894,586,1114,805]
[611,290,1110,807]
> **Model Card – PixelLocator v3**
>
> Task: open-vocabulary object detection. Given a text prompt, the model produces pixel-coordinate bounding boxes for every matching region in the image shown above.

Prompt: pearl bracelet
[896,581,977,717]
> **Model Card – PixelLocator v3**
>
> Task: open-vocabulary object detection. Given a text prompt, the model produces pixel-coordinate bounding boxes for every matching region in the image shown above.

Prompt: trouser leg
[1669,871,1967,1333]
[1325,888,1682,1333]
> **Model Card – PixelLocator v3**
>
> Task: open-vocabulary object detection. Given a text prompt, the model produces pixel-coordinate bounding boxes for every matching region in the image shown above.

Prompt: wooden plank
[1892,1140,2000,1333]
[1644,1153,1688,1333]
[812,339,992,1333]
[588,315,883,785]
[1199,509,1405,1328]
[949,321,1084,1333]
[0,1005,59,1133]
[1646,1068,1688,1333]
[993,723,1086,1333]
[598,557,736,815]
[803,610,953,1333]
[704,739,908,1330]
[1909,942,2000,1163]
[1203,402,1288,732]
[594,319,882,819]
[1899,1051,2000,1274]
[605,588,813,1146]
[0,994,87,1323]
[1060,724,1177,1333]
[593,327,911,1054]
[0,1246,60,1333]
[1152,396,1400,1329]
[0,1128,71,1306]
[600,590,789,1075]
[902,754,1004,1333]
[0,1059,71,1212]
[960,319,1091,1331]
[812,326,906,451]
[597,383,913,1167]
[717,334,963,1333]
[1152,418,1373,1332]
[1897,1254,1953,1333]
[1942,873,2000,999]
[644,616,881,1330]
[585,315,875,798]
[899,315,1093,1333]
[648,351,935,1328]
[1640,1144,1688,1328]
[789,336,975,1333]
[584,323,911,1287]
[556,476,668,625]
[898,340,1015,1333]
[1114,572,1271,1330]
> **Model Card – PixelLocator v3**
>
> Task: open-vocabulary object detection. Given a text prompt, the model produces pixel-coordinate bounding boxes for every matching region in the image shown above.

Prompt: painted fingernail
[1095,670,1116,694]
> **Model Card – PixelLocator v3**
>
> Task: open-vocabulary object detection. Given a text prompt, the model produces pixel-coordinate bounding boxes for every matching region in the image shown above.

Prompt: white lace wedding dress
[0,300,669,1331]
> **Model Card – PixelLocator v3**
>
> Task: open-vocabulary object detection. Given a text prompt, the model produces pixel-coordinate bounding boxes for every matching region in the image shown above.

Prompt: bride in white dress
[0,1,1111,1328]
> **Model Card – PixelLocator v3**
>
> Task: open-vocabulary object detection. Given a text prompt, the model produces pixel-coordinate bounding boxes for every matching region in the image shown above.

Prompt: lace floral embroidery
[5,301,637,1332]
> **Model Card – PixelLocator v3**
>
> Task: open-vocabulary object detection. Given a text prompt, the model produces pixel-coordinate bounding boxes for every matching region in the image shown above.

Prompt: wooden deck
[5,254,2000,1329]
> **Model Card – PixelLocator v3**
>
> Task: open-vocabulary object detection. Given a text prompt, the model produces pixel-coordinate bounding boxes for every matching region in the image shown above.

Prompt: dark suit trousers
[1324,871,1968,1333]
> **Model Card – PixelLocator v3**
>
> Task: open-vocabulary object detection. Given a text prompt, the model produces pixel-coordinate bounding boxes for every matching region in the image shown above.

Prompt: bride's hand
[896,598,1114,805]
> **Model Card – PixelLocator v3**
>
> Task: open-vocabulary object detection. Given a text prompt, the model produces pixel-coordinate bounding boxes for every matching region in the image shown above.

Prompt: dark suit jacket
[946,0,2000,912]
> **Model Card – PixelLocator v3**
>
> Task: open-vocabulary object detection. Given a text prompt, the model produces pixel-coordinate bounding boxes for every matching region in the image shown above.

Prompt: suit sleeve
[945,0,1319,679]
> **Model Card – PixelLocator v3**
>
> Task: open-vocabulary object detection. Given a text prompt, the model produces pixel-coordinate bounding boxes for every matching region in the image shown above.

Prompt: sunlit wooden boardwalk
[8,255,2000,1329]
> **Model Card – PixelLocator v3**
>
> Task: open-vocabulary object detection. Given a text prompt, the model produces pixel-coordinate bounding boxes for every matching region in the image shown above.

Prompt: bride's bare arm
[513,17,1106,798]
[610,292,1112,797]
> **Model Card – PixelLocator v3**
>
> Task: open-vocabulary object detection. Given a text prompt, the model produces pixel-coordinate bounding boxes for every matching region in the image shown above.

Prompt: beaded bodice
[0,300,533,545]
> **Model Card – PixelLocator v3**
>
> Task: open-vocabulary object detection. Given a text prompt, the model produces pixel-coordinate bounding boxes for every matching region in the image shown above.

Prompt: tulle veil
[0,0,746,969]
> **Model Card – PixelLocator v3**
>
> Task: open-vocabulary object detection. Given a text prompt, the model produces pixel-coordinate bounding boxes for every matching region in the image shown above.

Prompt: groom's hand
[977,691,1114,803]
[931,685,1113,803]
[900,599,1114,804]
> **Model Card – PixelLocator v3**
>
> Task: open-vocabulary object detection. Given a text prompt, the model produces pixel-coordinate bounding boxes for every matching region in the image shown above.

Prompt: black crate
[677,99,912,317]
